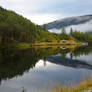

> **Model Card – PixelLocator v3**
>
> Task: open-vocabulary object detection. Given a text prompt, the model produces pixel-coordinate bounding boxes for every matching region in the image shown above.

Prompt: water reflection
[0,45,92,92]
[46,54,92,70]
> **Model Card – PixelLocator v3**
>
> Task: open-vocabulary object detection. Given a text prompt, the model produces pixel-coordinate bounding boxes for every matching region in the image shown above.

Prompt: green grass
[16,39,82,50]
[32,40,82,46]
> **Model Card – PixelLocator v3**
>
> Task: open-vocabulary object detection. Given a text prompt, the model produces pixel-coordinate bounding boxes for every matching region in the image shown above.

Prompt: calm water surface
[0,46,92,92]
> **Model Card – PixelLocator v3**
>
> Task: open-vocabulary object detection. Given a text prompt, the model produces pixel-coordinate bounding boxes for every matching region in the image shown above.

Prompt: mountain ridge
[45,14,92,33]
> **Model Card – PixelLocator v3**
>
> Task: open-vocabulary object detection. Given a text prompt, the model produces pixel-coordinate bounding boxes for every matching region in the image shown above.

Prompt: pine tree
[61,26,66,35]
[70,27,73,36]
[43,24,46,31]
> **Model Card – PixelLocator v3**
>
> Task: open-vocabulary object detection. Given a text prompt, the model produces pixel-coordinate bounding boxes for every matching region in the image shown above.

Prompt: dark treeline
[70,28,92,42]
[0,7,34,43]
[0,6,61,45]
[60,27,92,43]
[0,6,49,44]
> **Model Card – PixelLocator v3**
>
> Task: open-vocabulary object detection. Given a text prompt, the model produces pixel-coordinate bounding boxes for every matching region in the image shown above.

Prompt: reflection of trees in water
[0,47,38,84]
[0,45,92,85]
[72,46,92,57]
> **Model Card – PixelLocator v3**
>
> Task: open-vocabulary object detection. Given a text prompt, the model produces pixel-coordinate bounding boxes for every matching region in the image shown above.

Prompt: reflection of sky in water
[67,53,92,65]
[1,55,92,92]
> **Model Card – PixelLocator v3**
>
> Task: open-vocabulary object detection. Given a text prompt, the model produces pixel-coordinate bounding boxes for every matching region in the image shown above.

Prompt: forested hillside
[0,7,37,43]
[0,6,92,47]
[0,7,59,45]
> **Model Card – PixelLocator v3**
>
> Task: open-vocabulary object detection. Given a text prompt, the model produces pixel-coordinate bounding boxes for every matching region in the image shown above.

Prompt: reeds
[51,76,92,92]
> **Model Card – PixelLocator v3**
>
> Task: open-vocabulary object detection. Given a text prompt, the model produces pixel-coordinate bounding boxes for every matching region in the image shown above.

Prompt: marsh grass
[51,75,92,92]
[21,75,92,92]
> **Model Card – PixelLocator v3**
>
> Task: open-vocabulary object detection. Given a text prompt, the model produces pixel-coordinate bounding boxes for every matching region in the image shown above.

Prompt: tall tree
[61,26,66,35]
[43,24,46,31]
[70,27,73,36]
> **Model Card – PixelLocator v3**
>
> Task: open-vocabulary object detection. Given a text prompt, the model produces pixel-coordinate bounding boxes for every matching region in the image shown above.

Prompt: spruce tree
[61,26,66,35]
[70,27,73,36]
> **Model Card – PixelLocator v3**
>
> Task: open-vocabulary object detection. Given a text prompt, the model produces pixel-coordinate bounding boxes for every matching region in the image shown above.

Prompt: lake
[0,45,92,92]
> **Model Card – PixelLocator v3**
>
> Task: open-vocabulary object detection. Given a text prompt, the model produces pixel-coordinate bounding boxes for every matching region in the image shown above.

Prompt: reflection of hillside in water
[0,45,92,85]
[46,46,92,70]
[0,48,38,81]
[46,54,92,70]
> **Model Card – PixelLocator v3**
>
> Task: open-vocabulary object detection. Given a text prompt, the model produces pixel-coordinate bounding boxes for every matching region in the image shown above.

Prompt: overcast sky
[0,0,92,24]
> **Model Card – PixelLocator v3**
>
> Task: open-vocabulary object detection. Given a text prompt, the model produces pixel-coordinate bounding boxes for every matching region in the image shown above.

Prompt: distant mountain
[45,15,92,33]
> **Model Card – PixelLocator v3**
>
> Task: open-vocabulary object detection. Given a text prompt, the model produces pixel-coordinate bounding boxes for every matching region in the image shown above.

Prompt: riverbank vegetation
[51,76,92,92]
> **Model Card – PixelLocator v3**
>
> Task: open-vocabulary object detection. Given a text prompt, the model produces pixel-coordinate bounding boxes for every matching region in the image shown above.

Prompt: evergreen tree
[43,24,46,31]
[70,27,73,36]
[60,26,70,40]
[61,26,66,35]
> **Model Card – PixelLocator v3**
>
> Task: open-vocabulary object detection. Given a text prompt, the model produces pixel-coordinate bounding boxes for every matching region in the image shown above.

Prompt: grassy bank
[51,77,92,92]
[17,40,81,49]
[32,40,82,46]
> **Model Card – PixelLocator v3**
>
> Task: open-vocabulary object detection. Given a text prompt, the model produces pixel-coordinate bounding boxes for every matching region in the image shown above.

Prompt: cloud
[0,0,43,13]
[66,19,92,33]
[48,20,92,33]
[24,13,67,25]
[0,0,92,24]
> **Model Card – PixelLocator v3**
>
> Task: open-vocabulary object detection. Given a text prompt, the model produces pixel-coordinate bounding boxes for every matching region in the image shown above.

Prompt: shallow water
[0,46,92,92]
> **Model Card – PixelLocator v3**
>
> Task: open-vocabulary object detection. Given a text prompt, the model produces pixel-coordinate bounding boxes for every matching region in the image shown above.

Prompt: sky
[0,0,92,25]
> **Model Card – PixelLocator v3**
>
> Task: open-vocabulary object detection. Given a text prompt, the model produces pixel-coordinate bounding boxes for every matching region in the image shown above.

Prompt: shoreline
[51,77,92,92]
[17,42,82,49]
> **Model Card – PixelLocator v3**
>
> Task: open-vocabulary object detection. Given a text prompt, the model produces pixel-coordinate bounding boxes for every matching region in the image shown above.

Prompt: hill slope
[0,7,59,44]
[45,15,92,33]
